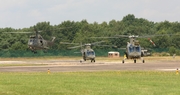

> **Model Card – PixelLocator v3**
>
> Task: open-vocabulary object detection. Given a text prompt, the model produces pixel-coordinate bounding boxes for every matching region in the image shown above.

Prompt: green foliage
[169,46,176,55]
[1,14,180,56]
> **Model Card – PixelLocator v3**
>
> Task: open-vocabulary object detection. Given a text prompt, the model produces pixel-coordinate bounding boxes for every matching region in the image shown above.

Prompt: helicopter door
[40,40,43,46]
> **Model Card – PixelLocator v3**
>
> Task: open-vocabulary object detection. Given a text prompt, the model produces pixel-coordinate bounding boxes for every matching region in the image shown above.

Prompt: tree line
[1,14,180,56]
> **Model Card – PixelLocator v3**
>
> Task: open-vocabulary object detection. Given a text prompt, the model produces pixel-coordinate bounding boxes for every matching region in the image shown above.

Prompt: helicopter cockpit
[87,50,95,56]
[129,46,141,52]
[28,36,35,46]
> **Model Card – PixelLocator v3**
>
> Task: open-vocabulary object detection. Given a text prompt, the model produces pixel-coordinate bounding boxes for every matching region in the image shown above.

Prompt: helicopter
[5,30,56,53]
[27,30,56,53]
[92,33,180,63]
[111,35,157,63]
[92,35,157,63]
[121,35,146,63]
[60,41,105,63]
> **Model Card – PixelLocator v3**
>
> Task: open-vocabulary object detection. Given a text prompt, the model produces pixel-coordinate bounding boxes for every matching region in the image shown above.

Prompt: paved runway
[0,58,180,72]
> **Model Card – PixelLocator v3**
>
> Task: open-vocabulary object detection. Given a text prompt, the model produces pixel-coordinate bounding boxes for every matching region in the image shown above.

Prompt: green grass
[0,71,180,95]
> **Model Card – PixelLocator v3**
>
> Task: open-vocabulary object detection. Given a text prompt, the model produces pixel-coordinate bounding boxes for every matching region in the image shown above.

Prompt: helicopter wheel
[134,60,136,63]
[91,59,95,63]
[122,60,124,64]
[80,60,82,63]
[94,60,95,62]
[142,60,145,63]
[33,51,37,54]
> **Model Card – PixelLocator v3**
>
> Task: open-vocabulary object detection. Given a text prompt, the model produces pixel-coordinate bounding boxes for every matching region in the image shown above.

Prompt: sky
[0,0,180,29]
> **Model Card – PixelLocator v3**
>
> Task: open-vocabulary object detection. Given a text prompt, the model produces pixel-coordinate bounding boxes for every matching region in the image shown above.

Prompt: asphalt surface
[0,58,180,72]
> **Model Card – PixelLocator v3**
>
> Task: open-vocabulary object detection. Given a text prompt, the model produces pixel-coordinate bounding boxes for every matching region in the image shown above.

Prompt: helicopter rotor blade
[4,30,43,34]
[91,35,133,39]
[60,42,79,45]
[68,45,84,49]
[90,41,105,45]
[91,37,119,38]
[95,45,117,48]
[118,48,126,50]
[132,34,180,38]
[114,35,130,37]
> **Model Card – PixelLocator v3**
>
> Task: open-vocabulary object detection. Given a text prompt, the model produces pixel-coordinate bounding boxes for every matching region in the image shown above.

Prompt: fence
[0,48,171,58]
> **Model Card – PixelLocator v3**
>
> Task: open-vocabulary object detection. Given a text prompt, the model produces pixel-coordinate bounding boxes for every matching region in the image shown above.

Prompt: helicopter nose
[28,43,33,46]
[131,52,140,57]
[88,55,95,58]
[28,42,35,48]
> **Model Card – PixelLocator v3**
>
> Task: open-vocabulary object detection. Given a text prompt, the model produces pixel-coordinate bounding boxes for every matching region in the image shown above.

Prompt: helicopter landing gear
[80,60,83,63]
[91,59,95,63]
[141,57,145,63]
[122,60,124,63]
[122,54,127,64]
[134,59,136,63]
[142,60,145,63]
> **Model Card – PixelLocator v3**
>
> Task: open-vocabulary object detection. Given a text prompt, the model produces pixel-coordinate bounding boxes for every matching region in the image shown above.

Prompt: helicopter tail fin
[47,37,56,46]
[148,38,156,46]
[51,37,56,42]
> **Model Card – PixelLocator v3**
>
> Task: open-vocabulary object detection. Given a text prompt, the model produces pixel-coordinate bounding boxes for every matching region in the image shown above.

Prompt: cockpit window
[129,47,133,52]
[129,46,140,52]
[135,47,140,52]
[87,51,95,55]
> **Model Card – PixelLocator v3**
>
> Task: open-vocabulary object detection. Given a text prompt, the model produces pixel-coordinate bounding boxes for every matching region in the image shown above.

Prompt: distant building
[108,51,120,58]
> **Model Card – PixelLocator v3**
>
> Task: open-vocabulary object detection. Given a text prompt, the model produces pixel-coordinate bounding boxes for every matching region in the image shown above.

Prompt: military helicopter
[121,35,145,63]
[5,29,56,53]
[92,33,180,63]
[60,41,105,63]
[110,35,157,63]
[92,35,156,63]
[27,30,56,53]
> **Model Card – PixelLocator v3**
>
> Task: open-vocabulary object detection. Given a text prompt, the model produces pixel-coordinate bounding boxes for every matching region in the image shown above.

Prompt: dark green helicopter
[27,30,55,53]
[5,30,56,53]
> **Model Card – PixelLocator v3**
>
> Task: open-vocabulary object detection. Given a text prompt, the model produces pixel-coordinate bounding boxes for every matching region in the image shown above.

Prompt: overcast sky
[0,0,180,29]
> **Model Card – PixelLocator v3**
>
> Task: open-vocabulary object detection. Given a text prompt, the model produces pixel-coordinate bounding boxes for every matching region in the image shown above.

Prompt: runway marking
[157,69,178,71]
[0,61,24,64]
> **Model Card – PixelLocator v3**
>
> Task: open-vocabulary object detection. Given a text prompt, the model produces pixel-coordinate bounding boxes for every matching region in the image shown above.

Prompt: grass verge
[0,71,179,95]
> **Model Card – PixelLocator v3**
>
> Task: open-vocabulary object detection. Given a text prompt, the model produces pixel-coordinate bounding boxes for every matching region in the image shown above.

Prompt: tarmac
[0,57,180,72]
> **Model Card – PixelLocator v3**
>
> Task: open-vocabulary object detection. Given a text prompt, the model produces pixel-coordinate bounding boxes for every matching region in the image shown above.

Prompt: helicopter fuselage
[81,48,95,61]
[28,39,48,49]
[28,35,49,52]
[126,43,141,59]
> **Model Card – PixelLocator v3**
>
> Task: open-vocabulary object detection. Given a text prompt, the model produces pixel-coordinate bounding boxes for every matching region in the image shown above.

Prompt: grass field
[0,71,180,95]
